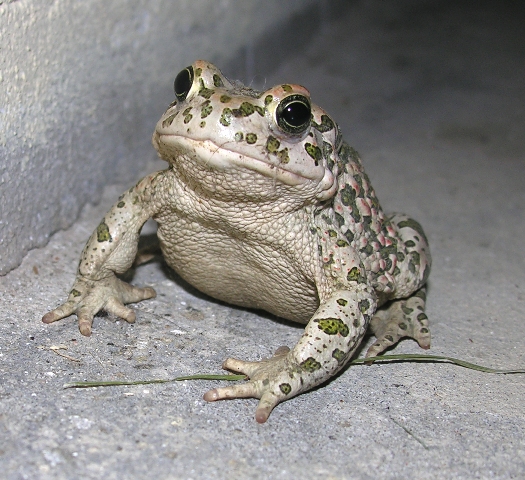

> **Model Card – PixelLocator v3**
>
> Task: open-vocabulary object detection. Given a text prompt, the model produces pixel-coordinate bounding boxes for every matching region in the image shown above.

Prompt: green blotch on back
[70,289,81,298]
[336,298,348,307]
[245,133,257,144]
[347,266,365,283]
[281,84,293,93]
[358,299,370,314]
[220,95,231,103]
[264,95,273,105]
[300,357,322,372]
[338,142,360,165]
[97,221,112,243]
[332,348,346,364]
[117,201,125,208]
[340,184,356,206]
[279,383,292,395]
[316,318,349,337]
[397,218,429,245]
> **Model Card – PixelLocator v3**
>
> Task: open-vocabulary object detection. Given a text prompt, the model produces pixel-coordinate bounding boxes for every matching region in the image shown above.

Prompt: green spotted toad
[43,60,431,423]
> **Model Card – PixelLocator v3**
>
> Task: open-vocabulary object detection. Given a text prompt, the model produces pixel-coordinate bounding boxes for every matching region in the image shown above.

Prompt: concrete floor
[1,1,525,478]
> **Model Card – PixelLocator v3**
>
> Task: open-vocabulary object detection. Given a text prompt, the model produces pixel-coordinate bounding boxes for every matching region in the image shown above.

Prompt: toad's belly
[157,226,319,324]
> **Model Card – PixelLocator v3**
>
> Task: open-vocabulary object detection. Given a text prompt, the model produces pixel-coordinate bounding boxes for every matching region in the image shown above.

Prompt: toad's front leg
[203,285,377,423]
[42,173,162,335]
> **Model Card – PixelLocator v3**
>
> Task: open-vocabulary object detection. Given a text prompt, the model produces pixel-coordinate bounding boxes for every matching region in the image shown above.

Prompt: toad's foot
[366,287,430,358]
[203,346,298,424]
[42,275,156,336]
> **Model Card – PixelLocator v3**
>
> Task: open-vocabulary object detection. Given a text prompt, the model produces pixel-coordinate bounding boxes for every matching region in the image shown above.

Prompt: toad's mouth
[157,134,335,191]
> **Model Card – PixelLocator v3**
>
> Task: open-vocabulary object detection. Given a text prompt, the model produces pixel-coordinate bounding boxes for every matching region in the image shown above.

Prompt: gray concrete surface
[0,0,317,274]
[2,1,525,478]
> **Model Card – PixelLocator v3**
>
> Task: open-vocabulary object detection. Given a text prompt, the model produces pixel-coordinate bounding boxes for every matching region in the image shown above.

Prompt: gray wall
[0,0,333,274]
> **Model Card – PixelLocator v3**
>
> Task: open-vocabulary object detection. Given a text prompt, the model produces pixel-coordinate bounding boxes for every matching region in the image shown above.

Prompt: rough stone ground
[1,1,525,479]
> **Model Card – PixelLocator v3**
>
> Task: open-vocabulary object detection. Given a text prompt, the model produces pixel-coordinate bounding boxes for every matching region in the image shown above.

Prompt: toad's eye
[276,94,311,135]
[174,66,194,101]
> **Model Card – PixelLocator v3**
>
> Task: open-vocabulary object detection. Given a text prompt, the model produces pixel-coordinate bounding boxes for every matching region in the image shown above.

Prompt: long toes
[120,284,156,303]
[77,306,96,336]
[414,327,431,349]
[255,391,281,424]
[203,382,259,402]
[105,297,137,324]
[365,334,396,358]
[222,357,263,377]
[42,302,77,324]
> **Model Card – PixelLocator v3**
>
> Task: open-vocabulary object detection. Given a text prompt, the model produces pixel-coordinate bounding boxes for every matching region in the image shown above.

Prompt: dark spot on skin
[414,289,427,301]
[312,114,335,133]
[305,143,322,165]
[385,335,394,342]
[344,229,355,244]
[201,100,213,118]
[277,148,290,163]
[347,267,365,283]
[328,230,337,238]
[235,132,243,141]
[300,357,322,372]
[402,305,413,315]
[212,74,224,87]
[315,318,349,337]
[358,299,370,314]
[337,298,348,307]
[194,67,202,77]
[198,79,214,99]
[398,322,408,330]
[417,313,428,324]
[340,184,356,206]
[182,107,193,124]
[279,383,292,395]
[200,121,206,128]
[397,218,429,245]
[353,318,360,328]
[220,108,232,126]
[162,112,178,128]
[220,95,231,103]
[334,213,345,227]
[266,136,280,153]
[336,239,349,248]
[338,142,360,165]
[281,84,293,93]
[233,102,256,117]
[117,201,125,208]
[405,240,416,248]
[71,289,81,297]
[264,95,273,105]
[420,328,429,334]
[246,133,257,144]
[332,349,346,364]
[97,221,112,243]
[254,105,265,116]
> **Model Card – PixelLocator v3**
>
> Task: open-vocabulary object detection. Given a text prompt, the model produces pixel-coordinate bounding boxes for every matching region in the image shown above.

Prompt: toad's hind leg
[365,287,430,358]
[366,212,432,358]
